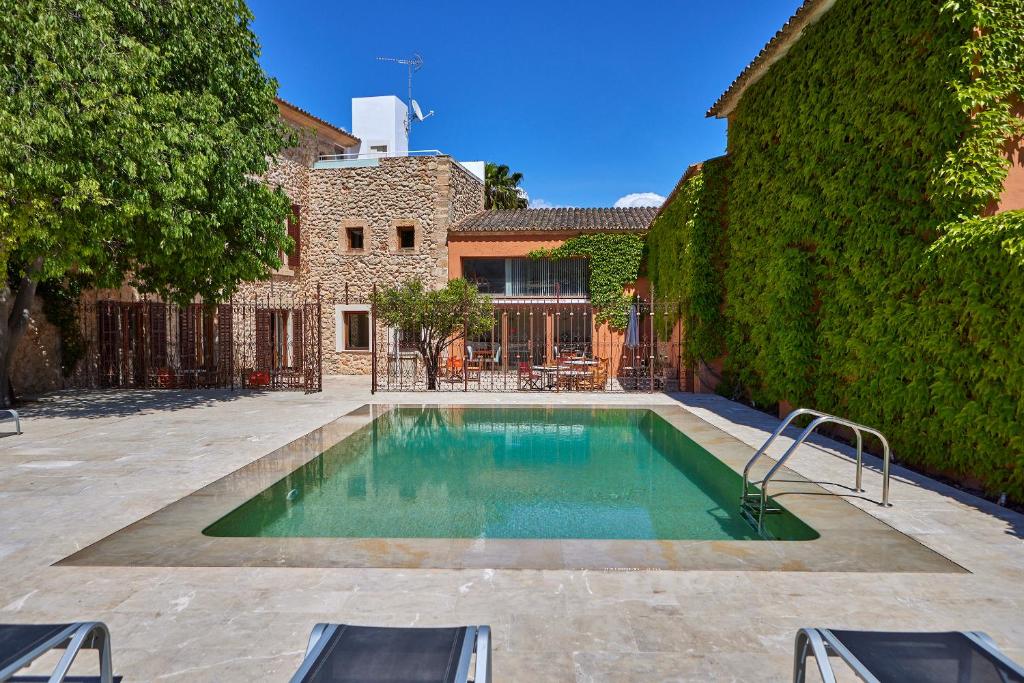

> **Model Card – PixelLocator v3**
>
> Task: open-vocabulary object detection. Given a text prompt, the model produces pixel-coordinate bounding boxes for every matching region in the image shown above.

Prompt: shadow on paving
[13,387,258,420]
[667,391,1024,542]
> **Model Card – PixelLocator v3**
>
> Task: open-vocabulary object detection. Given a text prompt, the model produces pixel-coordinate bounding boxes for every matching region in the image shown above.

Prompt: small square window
[397,226,415,250]
[344,311,370,351]
[346,227,364,251]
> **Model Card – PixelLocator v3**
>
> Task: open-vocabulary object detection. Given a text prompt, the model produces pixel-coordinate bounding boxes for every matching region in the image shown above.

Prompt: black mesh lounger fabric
[0,624,72,673]
[830,630,1024,683]
[300,625,468,683]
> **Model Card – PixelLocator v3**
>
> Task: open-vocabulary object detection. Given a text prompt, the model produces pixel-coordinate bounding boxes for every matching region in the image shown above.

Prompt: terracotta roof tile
[451,208,658,233]
[275,97,360,145]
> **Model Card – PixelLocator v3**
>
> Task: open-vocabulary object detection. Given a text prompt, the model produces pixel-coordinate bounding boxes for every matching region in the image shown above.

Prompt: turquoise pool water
[204,407,817,541]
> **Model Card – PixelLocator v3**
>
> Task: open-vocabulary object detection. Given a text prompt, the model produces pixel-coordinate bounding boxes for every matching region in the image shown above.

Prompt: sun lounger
[0,622,114,682]
[290,623,491,683]
[794,628,1024,683]
[0,409,20,435]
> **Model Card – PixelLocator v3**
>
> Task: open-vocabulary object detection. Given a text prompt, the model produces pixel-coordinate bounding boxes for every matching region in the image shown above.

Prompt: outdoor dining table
[566,359,599,367]
[531,365,559,389]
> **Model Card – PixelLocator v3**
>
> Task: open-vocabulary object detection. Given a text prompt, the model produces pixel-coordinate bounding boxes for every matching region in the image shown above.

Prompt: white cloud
[530,198,556,208]
[614,192,666,208]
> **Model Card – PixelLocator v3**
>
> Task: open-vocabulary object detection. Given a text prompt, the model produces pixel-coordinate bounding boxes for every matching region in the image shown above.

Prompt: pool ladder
[740,408,892,534]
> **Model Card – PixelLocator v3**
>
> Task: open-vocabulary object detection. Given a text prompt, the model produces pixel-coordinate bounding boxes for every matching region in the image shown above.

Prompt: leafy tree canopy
[0,0,294,403]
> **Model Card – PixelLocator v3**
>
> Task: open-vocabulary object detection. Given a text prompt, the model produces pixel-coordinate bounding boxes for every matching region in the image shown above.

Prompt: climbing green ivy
[647,157,729,364]
[530,233,644,329]
[653,0,1024,499]
[37,276,89,377]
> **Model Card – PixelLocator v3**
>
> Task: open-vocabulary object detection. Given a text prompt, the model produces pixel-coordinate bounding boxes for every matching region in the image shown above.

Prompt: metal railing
[741,408,892,533]
[317,149,446,162]
[1,409,20,435]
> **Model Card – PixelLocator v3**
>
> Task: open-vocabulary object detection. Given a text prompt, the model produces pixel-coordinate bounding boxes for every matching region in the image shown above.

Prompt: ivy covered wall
[647,157,728,365]
[653,0,1024,499]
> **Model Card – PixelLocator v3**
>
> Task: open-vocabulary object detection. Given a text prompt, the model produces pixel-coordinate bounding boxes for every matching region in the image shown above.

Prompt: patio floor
[1,377,1022,681]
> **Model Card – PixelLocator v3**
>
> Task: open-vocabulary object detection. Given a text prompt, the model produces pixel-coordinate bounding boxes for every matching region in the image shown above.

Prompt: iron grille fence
[371,296,684,393]
[68,290,322,393]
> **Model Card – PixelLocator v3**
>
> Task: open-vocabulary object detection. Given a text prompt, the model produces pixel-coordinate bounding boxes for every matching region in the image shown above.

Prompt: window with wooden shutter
[97,302,119,386]
[217,304,233,373]
[178,305,199,369]
[292,309,304,370]
[255,309,272,371]
[148,303,168,368]
[287,204,301,269]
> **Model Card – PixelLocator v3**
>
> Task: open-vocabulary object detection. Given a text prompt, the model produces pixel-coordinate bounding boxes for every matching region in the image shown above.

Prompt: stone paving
[1,377,1022,681]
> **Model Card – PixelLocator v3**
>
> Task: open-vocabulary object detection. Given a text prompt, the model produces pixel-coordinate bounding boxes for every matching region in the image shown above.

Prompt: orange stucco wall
[991,101,1024,214]
[448,232,652,380]
[447,232,581,276]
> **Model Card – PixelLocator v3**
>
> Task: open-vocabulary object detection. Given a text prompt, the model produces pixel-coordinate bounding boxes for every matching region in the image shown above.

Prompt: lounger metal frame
[794,628,1024,683]
[0,622,113,683]
[290,623,491,683]
[0,409,20,435]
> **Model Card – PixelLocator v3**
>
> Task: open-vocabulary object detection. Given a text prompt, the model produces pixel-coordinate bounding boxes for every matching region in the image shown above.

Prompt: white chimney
[351,96,409,158]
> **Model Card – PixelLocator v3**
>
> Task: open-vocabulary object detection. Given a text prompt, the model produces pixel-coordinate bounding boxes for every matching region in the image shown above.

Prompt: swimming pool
[204,406,817,541]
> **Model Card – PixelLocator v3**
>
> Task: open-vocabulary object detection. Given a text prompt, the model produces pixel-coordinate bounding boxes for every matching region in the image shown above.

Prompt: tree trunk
[1,259,44,408]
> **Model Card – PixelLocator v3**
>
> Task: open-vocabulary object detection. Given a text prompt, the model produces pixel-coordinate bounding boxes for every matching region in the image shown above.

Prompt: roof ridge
[707,0,837,118]
[275,97,360,143]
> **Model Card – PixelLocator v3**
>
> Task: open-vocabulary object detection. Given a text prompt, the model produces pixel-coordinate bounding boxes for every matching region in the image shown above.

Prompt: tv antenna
[376,53,435,134]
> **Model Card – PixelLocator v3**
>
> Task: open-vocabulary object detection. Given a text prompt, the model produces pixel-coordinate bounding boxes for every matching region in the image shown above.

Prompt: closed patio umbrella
[625,304,639,349]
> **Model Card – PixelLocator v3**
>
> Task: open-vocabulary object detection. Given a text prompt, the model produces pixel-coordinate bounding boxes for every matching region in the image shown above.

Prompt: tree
[372,278,494,390]
[484,162,528,210]
[0,0,294,406]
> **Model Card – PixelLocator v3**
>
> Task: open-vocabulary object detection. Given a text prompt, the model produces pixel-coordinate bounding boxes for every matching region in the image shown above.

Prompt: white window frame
[336,304,372,353]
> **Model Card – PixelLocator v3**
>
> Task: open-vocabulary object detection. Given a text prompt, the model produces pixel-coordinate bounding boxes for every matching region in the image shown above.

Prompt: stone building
[244,96,486,375]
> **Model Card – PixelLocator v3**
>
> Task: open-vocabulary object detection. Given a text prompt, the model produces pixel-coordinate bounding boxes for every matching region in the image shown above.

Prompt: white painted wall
[459,161,486,182]
[352,96,408,157]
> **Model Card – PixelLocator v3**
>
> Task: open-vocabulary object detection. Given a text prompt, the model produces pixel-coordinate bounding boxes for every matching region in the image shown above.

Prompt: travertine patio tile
[0,377,1021,680]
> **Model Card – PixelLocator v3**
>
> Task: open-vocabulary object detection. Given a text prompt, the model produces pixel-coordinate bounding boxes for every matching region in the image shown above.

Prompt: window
[397,225,415,250]
[370,144,388,155]
[462,258,506,294]
[460,257,590,296]
[346,227,364,251]
[335,305,372,352]
[344,311,370,351]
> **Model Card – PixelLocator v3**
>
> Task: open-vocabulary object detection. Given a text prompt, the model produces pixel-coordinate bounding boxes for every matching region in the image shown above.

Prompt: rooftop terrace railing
[317,149,446,162]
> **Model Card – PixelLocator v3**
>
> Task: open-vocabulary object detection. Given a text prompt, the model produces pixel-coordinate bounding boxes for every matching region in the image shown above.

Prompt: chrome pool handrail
[741,408,891,532]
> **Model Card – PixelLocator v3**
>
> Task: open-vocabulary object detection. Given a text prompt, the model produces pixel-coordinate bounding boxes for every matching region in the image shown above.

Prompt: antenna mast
[376,54,424,134]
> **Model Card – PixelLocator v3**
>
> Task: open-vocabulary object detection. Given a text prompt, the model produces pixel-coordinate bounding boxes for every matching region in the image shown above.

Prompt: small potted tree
[373,278,493,390]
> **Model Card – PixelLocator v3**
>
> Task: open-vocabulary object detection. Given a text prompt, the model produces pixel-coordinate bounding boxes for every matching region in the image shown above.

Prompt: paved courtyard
[1,377,1022,681]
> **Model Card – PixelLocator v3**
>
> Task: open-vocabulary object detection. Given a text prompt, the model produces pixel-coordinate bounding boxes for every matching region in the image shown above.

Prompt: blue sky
[249,0,801,208]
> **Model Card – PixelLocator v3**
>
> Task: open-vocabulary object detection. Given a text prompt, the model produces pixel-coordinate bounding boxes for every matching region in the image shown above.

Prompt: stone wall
[241,154,484,375]
[10,296,62,398]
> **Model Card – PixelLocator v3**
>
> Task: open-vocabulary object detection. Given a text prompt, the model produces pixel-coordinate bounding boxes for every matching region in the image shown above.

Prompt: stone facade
[244,153,484,374]
[10,106,483,392]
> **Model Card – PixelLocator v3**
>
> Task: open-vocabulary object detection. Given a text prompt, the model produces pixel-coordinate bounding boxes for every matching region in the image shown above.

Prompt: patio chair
[580,358,608,391]
[465,360,482,384]
[517,362,542,390]
[0,622,115,682]
[440,357,464,383]
[289,623,491,683]
[794,628,1024,683]
[1,409,20,435]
